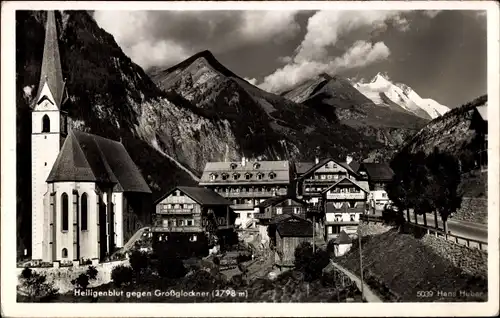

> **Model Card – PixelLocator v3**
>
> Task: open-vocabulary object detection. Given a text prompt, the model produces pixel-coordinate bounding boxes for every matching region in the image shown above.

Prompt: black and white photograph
[1,1,499,317]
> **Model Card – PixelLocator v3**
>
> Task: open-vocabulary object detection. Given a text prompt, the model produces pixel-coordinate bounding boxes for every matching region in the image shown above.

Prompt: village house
[152,186,236,257]
[331,230,352,257]
[357,162,395,214]
[254,196,310,242]
[270,215,314,268]
[321,177,369,241]
[294,156,360,206]
[198,158,291,229]
[31,11,152,264]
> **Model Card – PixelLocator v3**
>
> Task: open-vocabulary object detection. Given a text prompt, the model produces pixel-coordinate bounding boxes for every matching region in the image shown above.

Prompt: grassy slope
[336,225,487,302]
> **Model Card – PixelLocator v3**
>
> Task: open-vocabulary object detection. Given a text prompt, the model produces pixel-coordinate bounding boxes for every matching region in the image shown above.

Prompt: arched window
[61,193,69,231]
[81,193,88,231]
[42,115,50,133]
[62,248,68,258]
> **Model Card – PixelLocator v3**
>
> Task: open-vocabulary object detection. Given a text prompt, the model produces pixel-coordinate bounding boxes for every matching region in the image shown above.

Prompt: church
[31,11,152,264]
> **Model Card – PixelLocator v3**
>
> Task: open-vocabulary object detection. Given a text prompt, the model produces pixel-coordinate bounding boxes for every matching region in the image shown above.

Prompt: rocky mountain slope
[280,73,429,153]
[354,73,450,120]
[149,51,386,164]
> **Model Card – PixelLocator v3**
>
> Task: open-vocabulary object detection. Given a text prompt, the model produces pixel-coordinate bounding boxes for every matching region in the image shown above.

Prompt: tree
[71,273,90,289]
[425,148,463,235]
[18,267,58,302]
[157,255,187,279]
[294,242,314,272]
[294,242,328,282]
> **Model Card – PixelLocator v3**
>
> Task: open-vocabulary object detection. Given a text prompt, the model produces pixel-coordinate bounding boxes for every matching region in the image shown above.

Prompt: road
[405,212,487,242]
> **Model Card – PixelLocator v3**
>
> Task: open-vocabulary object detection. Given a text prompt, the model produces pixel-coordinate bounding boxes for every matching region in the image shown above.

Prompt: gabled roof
[360,163,394,182]
[270,213,294,224]
[295,162,315,175]
[155,186,231,206]
[257,195,308,208]
[334,231,352,244]
[199,160,290,185]
[47,130,151,193]
[348,160,361,173]
[35,11,66,107]
[297,158,358,180]
[276,215,313,237]
[476,105,487,122]
[322,177,370,194]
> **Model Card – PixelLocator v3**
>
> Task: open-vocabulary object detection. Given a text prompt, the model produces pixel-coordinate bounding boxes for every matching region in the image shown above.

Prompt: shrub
[71,273,90,289]
[87,266,98,280]
[157,256,187,279]
[111,265,133,287]
[129,250,149,274]
[18,267,58,301]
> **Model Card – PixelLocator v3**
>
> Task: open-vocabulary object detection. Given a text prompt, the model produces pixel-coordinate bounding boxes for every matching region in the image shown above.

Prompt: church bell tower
[31,11,68,260]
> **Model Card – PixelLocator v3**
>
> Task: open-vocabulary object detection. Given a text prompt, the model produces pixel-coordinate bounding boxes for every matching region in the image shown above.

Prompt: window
[81,193,88,231]
[162,219,169,227]
[334,214,342,222]
[325,163,329,168]
[44,162,47,166]
[230,163,237,169]
[246,213,252,218]
[187,220,193,226]
[61,248,68,258]
[42,115,50,133]
[210,173,217,181]
[269,172,276,180]
[320,174,326,180]
[253,162,261,169]
[328,227,333,234]
[348,201,356,208]
[178,191,184,196]
[276,207,283,215]
[257,173,263,180]
[327,174,332,179]
[61,193,69,231]
[167,204,172,209]
[190,235,197,242]
[245,173,252,180]
[350,214,356,222]
[294,207,300,214]
[334,174,339,180]
[222,174,228,181]
[382,192,387,198]
[233,173,240,180]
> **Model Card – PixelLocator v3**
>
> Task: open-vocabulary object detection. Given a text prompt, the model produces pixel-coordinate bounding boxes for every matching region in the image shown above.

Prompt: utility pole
[358,226,364,301]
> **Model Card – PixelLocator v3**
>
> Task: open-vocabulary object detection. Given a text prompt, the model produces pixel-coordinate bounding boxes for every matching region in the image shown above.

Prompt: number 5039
[417,291,434,297]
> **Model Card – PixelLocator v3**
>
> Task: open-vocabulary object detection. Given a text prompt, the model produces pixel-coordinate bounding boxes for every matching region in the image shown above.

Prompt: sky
[93,9,487,108]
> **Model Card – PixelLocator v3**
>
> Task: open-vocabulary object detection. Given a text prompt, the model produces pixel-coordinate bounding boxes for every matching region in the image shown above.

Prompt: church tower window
[42,114,50,132]
[62,248,68,258]
[61,192,69,231]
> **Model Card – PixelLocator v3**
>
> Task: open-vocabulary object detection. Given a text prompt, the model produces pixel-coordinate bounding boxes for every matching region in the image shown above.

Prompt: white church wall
[112,192,124,248]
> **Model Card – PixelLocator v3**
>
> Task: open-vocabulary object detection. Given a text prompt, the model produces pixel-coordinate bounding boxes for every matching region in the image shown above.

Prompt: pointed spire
[35,10,65,107]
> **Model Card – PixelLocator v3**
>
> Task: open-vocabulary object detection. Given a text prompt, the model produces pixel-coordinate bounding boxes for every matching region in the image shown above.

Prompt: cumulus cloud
[93,10,300,70]
[257,10,405,92]
[259,41,390,93]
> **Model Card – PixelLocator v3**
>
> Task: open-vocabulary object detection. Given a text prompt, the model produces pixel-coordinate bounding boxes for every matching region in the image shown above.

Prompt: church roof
[46,130,151,193]
[35,11,66,107]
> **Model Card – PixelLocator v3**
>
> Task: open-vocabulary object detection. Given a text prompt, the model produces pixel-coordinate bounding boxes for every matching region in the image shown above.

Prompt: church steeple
[34,10,67,108]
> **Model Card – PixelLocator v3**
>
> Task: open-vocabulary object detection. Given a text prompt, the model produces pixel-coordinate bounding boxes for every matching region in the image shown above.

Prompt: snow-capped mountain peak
[353,73,450,119]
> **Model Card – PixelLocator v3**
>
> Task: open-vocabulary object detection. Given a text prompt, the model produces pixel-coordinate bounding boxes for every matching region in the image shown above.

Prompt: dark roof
[298,158,358,180]
[47,130,151,193]
[334,231,352,244]
[156,186,231,206]
[276,215,313,237]
[35,11,66,107]
[257,195,308,208]
[295,162,314,175]
[360,163,394,182]
[348,160,361,173]
[270,213,294,224]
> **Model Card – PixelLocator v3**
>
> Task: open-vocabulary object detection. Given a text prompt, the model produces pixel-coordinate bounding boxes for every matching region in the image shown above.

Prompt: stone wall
[17,260,128,294]
[452,197,488,225]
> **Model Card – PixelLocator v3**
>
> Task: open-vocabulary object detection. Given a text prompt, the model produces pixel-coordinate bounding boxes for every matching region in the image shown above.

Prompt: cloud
[93,10,301,70]
[256,10,404,93]
[422,10,442,19]
[244,77,258,85]
[259,41,390,93]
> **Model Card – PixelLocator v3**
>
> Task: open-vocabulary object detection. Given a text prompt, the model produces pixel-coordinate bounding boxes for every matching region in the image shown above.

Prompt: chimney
[346,155,353,165]
[315,157,319,164]
[241,156,246,167]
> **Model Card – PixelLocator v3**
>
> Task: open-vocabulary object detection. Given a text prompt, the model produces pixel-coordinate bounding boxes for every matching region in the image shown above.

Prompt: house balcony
[157,209,194,215]
[304,178,343,183]
[230,203,255,210]
[326,193,366,200]
[219,190,287,198]
[324,221,359,226]
[152,226,203,233]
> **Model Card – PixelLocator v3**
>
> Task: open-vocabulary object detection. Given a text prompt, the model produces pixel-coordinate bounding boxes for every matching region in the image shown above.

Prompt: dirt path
[329,260,383,303]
